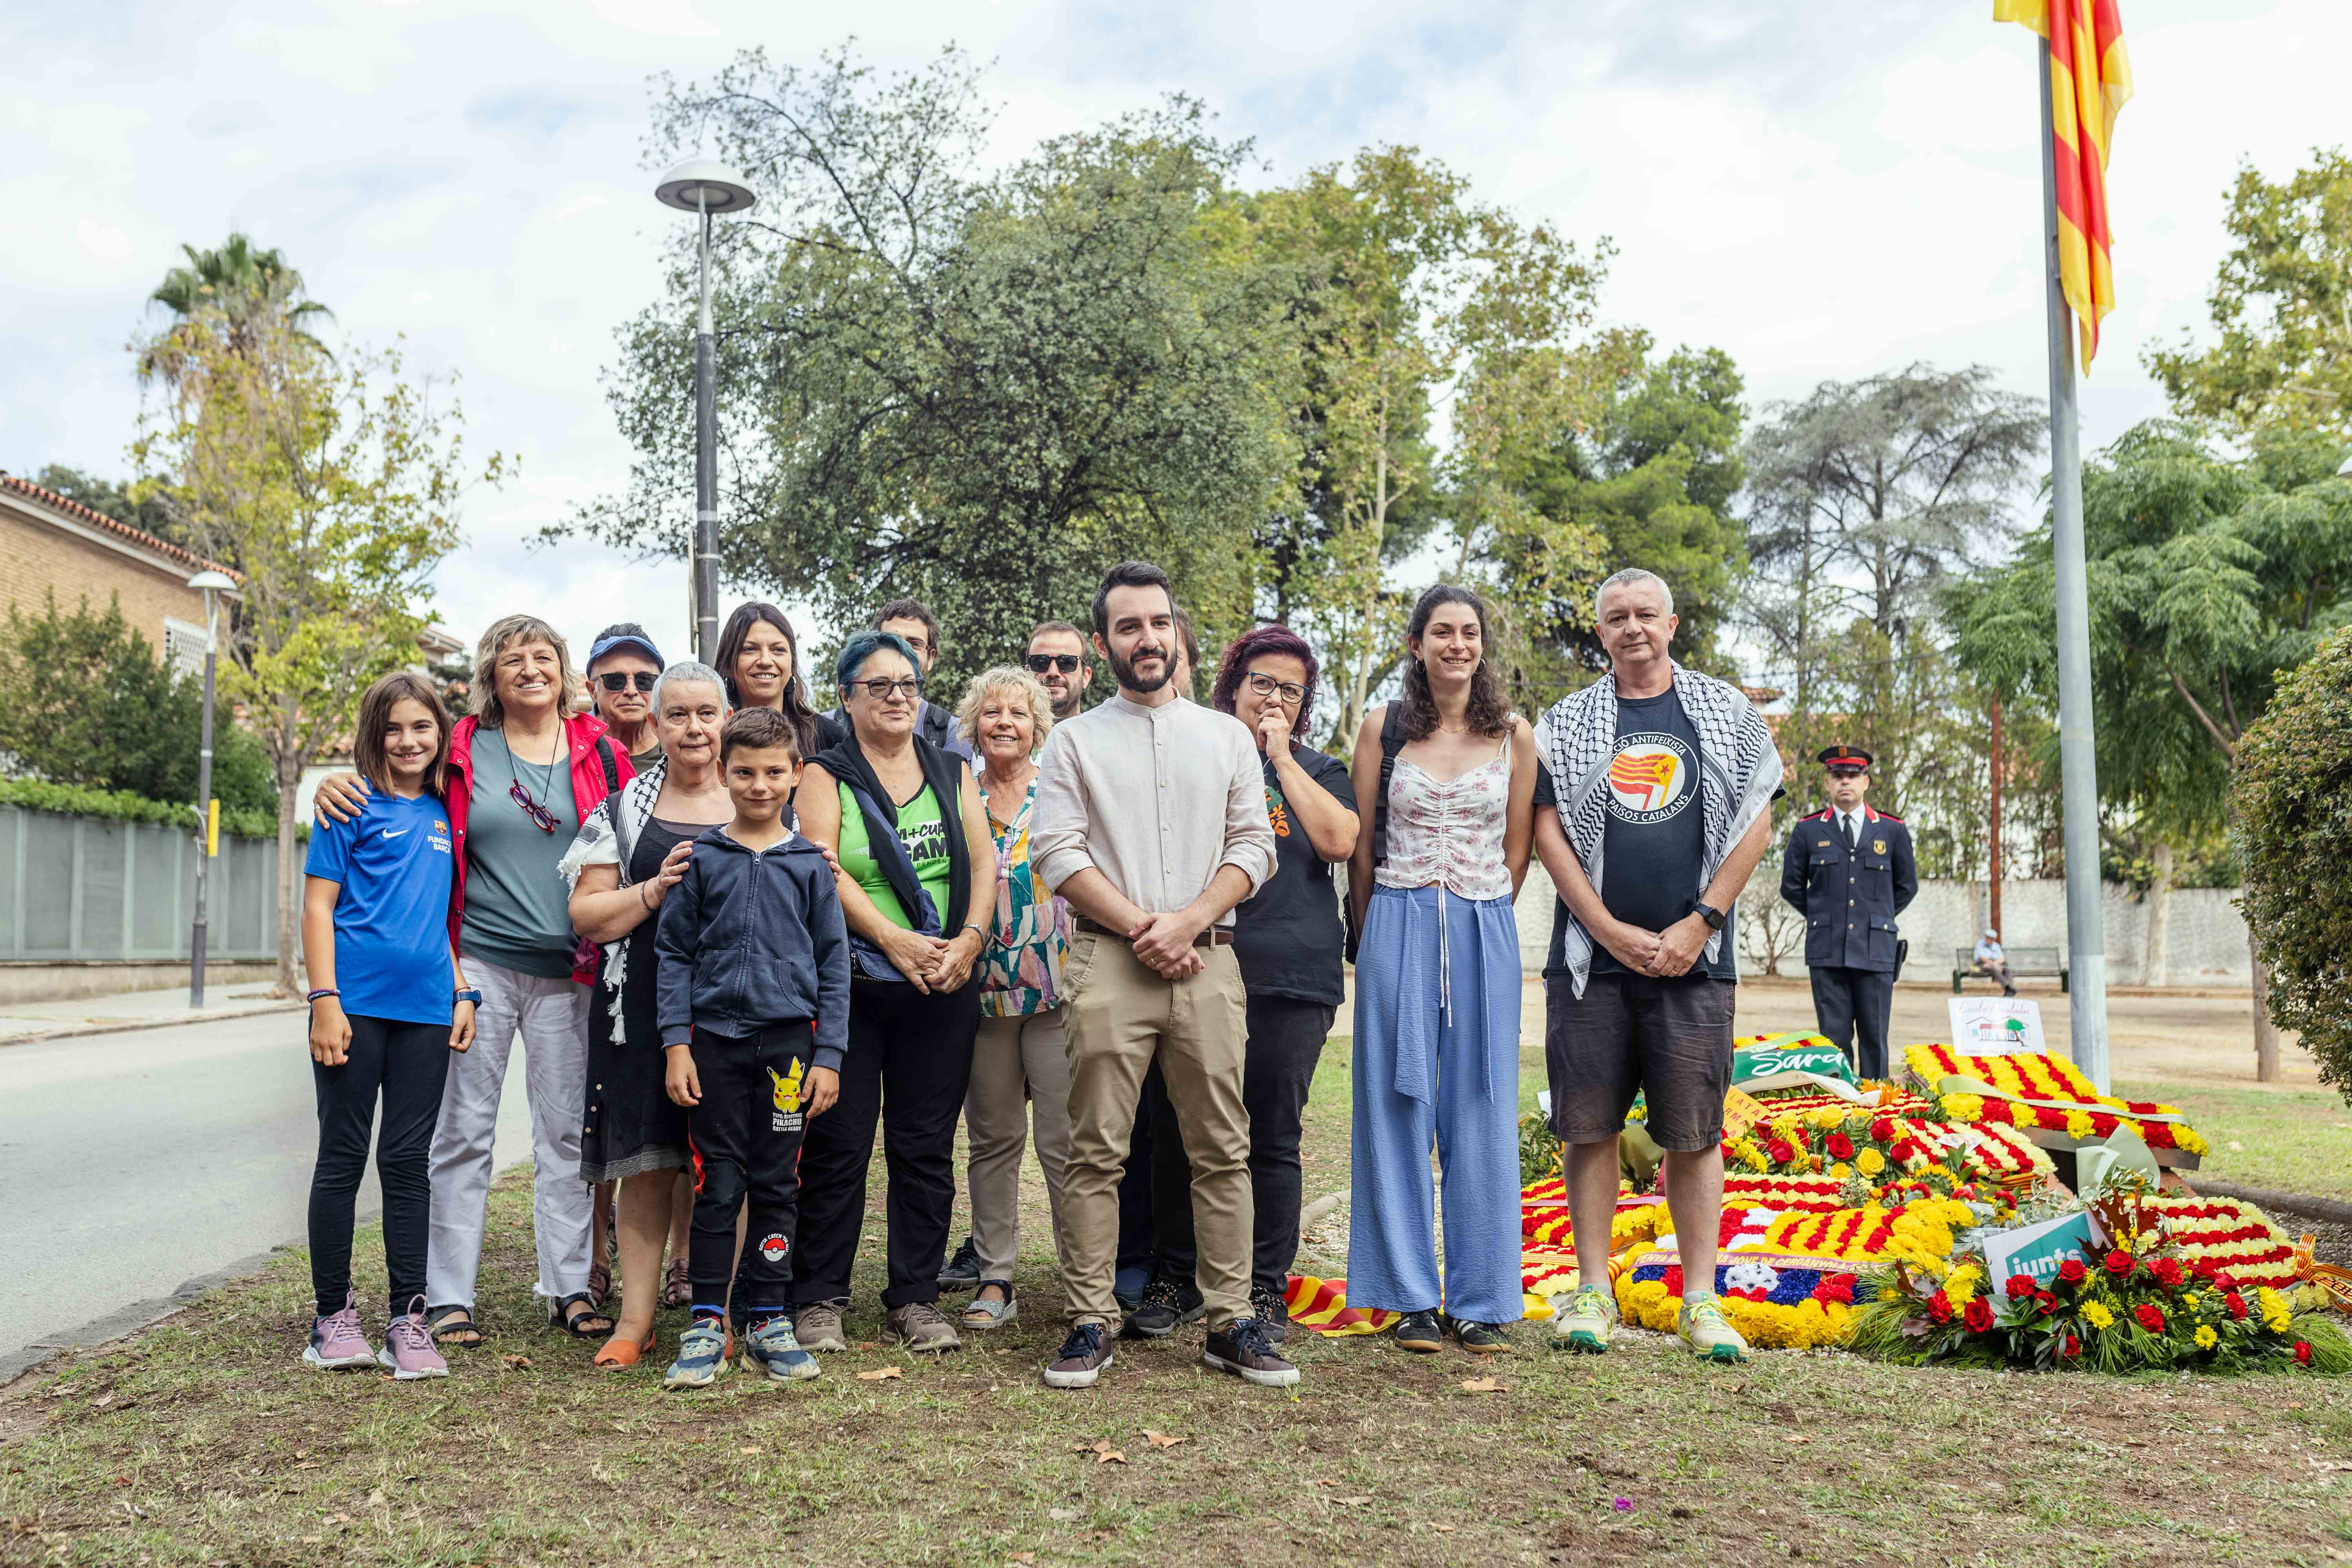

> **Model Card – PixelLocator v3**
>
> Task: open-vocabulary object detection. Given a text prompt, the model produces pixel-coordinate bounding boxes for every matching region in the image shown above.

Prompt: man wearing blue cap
[585,623,666,772]
[1779,745,1915,1080]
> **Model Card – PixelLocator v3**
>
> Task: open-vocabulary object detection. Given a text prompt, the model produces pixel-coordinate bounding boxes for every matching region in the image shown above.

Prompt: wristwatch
[1693,901,1727,932]
[454,988,484,1007]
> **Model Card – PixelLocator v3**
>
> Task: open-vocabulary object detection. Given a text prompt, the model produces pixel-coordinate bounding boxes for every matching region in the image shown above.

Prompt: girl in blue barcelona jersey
[298,672,478,1381]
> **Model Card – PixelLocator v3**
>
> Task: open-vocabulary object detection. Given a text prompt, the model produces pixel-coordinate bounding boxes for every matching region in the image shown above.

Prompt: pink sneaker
[303,1295,375,1371]
[378,1298,450,1380]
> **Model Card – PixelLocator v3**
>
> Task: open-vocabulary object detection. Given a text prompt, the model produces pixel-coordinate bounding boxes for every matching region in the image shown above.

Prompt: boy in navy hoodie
[655,707,850,1388]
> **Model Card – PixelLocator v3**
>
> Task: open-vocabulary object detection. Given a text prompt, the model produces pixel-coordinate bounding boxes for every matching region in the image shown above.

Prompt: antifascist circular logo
[1605,733,1695,824]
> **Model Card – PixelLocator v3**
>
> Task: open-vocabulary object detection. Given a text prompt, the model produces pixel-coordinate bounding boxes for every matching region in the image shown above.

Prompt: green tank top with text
[837,779,953,931]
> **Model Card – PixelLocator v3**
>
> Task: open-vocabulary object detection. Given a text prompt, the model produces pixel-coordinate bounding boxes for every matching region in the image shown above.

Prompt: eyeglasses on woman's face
[1244,671,1307,706]
[1025,653,1080,675]
[597,670,657,693]
[855,677,922,701]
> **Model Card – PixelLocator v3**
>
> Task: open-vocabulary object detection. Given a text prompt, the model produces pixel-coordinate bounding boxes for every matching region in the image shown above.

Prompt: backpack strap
[1370,702,1407,867]
[594,738,637,877]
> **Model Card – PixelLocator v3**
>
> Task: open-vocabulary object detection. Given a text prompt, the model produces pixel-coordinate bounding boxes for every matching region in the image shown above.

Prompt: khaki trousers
[1057,931,1252,1328]
[964,1007,1073,1281]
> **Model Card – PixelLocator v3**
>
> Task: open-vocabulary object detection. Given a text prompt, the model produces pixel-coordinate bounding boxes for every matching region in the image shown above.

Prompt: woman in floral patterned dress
[953,666,1072,1329]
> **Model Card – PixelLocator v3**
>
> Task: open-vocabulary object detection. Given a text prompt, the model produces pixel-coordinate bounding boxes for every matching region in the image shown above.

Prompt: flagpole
[2037,44,2112,1090]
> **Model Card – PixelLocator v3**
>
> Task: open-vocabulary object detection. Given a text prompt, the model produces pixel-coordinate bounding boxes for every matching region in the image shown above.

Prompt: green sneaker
[1548,1285,1615,1354]
[1676,1296,1751,1365]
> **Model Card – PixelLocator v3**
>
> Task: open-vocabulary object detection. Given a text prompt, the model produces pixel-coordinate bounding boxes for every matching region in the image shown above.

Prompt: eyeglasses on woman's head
[1244,671,1307,706]
[597,671,658,693]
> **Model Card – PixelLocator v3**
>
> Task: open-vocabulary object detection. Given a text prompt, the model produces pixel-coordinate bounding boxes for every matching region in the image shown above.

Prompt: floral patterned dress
[978,778,1068,1018]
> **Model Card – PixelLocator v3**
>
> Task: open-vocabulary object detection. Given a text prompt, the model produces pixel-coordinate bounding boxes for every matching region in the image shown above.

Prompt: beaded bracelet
[306,988,340,1004]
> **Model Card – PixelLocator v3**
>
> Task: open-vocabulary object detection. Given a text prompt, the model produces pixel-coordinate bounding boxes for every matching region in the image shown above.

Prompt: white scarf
[557,757,668,1043]
[1533,663,1783,998]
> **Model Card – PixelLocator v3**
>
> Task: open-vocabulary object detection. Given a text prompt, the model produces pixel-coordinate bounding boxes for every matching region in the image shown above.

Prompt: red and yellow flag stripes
[1995,0,2132,370]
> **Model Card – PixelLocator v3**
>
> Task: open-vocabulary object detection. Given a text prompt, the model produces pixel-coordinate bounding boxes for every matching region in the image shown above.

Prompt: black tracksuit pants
[686,1022,815,1319]
[791,978,978,1310]
[1147,995,1336,1299]
[308,1014,450,1320]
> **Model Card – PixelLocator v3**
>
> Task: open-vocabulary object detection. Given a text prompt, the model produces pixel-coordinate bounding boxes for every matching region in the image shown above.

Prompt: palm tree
[140,233,335,382]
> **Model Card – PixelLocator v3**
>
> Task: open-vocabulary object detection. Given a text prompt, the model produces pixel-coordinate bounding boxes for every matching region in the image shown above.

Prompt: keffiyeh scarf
[556,755,668,1043]
[1534,664,1782,998]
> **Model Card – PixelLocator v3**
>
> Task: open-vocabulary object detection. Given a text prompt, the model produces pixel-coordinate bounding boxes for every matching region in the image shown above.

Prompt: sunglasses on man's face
[597,671,658,693]
[1025,654,1081,675]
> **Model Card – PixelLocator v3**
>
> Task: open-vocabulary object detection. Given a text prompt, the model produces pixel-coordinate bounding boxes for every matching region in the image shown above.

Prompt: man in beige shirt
[1029,561,1293,1389]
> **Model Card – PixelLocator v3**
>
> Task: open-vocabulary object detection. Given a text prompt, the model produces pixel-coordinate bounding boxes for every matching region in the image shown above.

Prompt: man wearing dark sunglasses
[1025,621,1093,721]
[586,624,666,771]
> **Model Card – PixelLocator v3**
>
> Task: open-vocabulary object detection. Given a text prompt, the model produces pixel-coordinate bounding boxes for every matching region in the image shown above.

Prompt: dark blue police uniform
[1779,802,1916,1079]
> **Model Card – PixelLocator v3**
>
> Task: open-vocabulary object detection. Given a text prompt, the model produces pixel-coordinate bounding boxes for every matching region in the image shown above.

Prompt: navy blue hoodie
[654,827,850,1068]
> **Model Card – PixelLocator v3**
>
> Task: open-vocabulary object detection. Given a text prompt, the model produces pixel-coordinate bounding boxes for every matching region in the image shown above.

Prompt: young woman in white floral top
[953,666,1072,1328]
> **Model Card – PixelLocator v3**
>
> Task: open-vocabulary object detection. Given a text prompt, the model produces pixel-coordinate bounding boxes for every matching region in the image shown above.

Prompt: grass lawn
[2116,1078,2352,1204]
[7,1038,2352,1566]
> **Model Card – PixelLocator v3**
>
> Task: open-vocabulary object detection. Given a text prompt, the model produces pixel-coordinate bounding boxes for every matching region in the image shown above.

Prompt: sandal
[592,1326,659,1370]
[961,1282,1018,1330]
[425,1306,484,1349]
[550,1292,616,1339]
[661,1259,692,1311]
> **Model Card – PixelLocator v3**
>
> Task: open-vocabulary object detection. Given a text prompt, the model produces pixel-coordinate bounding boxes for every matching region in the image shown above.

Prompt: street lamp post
[186,569,238,1007]
[654,159,759,663]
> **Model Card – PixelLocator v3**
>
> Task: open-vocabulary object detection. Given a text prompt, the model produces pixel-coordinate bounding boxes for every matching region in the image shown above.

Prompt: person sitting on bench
[1973,928,2017,997]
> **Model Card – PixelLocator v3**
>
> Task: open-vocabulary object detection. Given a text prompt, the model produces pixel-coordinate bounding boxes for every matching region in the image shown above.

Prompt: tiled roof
[0,472,240,581]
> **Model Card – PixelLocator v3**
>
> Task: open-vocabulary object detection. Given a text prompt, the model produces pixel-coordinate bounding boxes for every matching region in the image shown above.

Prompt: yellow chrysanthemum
[2194,1325,2218,1350]
[2064,1110,2097,1140]
[2082,1301,2114,1330]
[1942,1093,1985,1122]
[1944,1267,1978,1307]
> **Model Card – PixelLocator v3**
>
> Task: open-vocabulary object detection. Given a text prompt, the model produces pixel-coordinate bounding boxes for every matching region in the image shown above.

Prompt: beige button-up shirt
[1030,693,1276,925]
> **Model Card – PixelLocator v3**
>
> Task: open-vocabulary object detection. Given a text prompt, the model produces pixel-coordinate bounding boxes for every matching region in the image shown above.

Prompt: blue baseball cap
[586,629,664,670]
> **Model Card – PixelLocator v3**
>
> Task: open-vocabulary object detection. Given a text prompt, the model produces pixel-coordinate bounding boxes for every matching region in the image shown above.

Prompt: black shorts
[1545,973,1736,1152]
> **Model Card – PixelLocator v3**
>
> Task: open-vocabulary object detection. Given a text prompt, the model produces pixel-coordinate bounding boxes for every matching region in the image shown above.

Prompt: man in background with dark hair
[814,598,973,760]
[1025,621,1093,722]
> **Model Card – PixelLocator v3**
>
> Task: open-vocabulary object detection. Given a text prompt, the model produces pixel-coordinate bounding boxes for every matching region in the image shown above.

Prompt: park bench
[1951,945,2067,994]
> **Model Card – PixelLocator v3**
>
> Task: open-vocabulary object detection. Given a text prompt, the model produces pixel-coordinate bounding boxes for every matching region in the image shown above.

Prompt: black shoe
[1121,1276,1205,1339]
[1203,1317,1300,1387]
[937,1236,980,1291]
[1394,1308,1443,1353]
[1444,1314,1512,1354]
[1250,1283,1290,1345]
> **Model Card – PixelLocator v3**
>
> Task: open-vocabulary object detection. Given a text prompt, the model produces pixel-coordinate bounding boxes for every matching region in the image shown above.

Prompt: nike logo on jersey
[381,828,410,838]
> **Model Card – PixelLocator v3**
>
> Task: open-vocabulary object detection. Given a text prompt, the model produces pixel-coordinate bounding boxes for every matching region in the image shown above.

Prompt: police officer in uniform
[1780,746,1916,1080]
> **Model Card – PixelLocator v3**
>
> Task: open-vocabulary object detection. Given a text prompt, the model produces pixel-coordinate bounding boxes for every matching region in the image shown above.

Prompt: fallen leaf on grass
[292,1463,322,1472]
[1142,1430,1187,1450]
[1074,1439,1126,1465]
[1334,1495,1371,1506]
[501,1354,534,1370]
[854,1341,881,1351]
[1007,1554,1036,1563]
[1430,1522,1456,1533]
[1459,1376,1507,1393]
[738,1447,762,1456]
[1049,1507,1081,1522]
[299,1537,322,1546]
[321,1514,348,1527]
[1782,1434,1811,1445]
[855,1367,904,1382]
[1316,1479,1341,1488]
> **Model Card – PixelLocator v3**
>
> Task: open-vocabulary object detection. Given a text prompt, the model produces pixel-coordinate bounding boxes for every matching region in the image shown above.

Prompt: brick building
[0,472,236,672]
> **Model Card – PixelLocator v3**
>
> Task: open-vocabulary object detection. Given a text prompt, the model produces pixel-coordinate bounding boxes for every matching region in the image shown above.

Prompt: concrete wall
[1509,862,2250,987]
[0,960,278,1006]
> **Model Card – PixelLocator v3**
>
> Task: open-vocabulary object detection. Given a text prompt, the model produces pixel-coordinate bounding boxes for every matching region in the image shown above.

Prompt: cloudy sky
[5,0,2343,672]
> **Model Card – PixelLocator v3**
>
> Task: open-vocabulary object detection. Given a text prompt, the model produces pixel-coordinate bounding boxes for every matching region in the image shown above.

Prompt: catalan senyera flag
[1995,0,2132,371]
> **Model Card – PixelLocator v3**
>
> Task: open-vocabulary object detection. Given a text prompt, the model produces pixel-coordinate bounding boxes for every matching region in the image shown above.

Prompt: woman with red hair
[1132,625,1359,1341]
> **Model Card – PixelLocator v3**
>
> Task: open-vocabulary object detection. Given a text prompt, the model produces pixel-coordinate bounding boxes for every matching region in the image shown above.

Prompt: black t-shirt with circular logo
[1546,687,1736,980]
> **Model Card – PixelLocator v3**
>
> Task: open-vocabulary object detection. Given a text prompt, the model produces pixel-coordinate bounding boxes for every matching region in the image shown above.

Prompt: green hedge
[0,777,292,842]
[2232,624,2352,1102]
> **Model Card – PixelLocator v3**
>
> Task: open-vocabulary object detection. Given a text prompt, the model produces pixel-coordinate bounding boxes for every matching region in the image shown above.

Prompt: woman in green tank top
[791,630,996,1353]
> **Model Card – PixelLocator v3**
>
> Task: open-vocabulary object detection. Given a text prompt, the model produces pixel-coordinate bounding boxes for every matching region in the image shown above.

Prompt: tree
[0,590,272,814]
[145,232,336,367]
[134,312,497,991]
[2231,626,2352,1101]
[580,47,1293,697]
[1946,420,2352,1079]
[1510,343,1746,677]
[2149,149,2352,439]
[22,464,187,547]
[1744,364,2041,707]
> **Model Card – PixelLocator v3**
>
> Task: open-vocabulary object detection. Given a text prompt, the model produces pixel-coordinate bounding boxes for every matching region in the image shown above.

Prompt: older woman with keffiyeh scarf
[1530,568,1781,1366]
[560,661,735,1368]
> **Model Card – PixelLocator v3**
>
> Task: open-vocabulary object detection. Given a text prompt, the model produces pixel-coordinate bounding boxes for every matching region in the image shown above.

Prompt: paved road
[0,1010,531,1370]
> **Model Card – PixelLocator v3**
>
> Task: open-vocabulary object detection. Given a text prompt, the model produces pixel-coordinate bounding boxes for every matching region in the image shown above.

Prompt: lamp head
[655,160,758,216]
[186,570,237,594]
